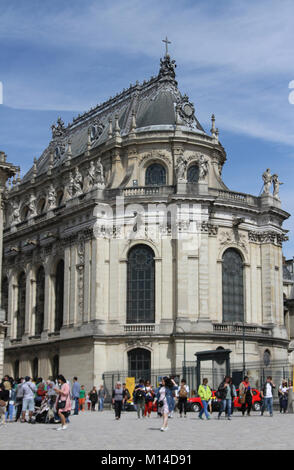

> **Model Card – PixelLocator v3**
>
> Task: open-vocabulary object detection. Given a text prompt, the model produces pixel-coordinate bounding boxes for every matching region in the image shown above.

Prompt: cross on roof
[162,36,171,56]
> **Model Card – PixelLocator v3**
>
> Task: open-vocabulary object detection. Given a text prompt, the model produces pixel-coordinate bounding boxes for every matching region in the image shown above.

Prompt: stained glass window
[145,163,166,186]
[55,260,64,332]
[35,266,45,336]
[17,272,26,340]
[127,245,155,324]
[187,164,199,183]
[128,348,151,381]
[222,248,244,323]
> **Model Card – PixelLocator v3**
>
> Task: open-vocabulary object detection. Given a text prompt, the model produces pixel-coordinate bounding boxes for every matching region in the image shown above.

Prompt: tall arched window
[127,245,155,324]
[32,357,38,380]
[55,260,64,332]
[52,355,59,380]
[35,266,45,336]
[145,163,166,186]
[222,248,244,323]
[187,164,199,183]
[1,277,8,337]
[128,348,151,381]
[17,272,26,340]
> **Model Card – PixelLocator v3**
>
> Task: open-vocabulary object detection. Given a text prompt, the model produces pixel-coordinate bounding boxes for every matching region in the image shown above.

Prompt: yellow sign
[125,377,135,403]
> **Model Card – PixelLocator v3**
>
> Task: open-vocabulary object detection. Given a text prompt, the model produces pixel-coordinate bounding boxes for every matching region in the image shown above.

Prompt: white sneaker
[162,427,168,431]
[56,426,63,431]
[62,425,68,430]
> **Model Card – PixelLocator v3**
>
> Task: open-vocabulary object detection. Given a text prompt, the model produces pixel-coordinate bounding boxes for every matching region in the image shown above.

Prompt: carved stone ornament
[158,55,176,80]
[10,199,20,224]
[187,153,209,180]
[89,120,105,143]
[126,339,153,349]
[51,117,66,139]
[139,151,171,168]
[201,221,218,236]
[219,230,248,253]
[28,193,37,218]
[176,94,196,128]
[248,231,288,246]
[47,184,56,210]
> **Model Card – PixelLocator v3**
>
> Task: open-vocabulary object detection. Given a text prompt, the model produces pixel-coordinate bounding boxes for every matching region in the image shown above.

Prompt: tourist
[0,382,9,425]
[72,377,80,415]
[21,376,36,423]
[261,376,276,417]
[79,385,86,412]
[278,380,289,413]
[89,386,98,411]
[154,376,178,432]
[217,376,236,420]
[4,380,15,423]
[198,378,211,420]
[14,378,24,422]
[177,379,189,418]
[54,375,71,431]
[98,385,106,411]
[144,380,154,417]
[133,379,146,419]
[35,382,46,406]
[46,379,57,410]
[122,383,131,411]
[112,382,127,420]
[239,376,253,417]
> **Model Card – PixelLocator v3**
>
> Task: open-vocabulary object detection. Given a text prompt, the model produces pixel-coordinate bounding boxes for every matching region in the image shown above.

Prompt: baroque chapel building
[1,52,291,388]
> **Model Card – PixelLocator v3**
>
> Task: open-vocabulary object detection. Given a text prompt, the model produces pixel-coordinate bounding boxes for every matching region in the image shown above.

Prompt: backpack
[179,385,188,398]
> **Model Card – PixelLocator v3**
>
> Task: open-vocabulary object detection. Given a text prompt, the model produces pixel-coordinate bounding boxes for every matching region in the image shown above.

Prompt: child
[79,385,86,412]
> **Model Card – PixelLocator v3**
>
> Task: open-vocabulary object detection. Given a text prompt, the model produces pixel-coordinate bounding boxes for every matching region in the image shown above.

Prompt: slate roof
[22,55,207,182]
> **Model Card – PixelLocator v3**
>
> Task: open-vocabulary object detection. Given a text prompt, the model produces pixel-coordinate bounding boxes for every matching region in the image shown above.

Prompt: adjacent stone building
[1,52,291,388]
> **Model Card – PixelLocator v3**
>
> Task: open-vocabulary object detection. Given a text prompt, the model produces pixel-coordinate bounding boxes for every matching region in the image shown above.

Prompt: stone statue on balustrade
[85,159,105,191]
[262,168,272,194]
[272,174,283,199]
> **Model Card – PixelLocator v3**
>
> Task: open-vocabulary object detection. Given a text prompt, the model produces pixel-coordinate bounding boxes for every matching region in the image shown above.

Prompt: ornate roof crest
[51,117,66,138]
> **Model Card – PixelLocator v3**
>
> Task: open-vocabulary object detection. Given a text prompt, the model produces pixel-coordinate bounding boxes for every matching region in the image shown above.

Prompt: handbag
[0,400,6,407]
[57,400,66,410]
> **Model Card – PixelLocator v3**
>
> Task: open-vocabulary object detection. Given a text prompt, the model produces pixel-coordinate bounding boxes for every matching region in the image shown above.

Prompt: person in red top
[54,375,71,431]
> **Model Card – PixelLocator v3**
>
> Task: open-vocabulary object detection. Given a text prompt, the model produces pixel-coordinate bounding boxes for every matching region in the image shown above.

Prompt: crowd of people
[0,373,291,432]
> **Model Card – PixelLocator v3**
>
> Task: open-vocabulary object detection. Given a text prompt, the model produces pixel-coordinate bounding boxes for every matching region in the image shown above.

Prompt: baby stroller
[31,396,54,424]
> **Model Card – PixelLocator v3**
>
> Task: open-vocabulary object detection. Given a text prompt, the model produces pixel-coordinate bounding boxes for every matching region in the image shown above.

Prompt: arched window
[37,198,46,215]
[56,190,64,207]
[16,272,26,340]
[128,348,151,381]
[32,357,38,380]
[145,163,166,186]
[52,355,59,380]
[187,164,199,183]
[222,248,244,323]
[1,277,8,337]
[14,360,19,379]
[55,260,64,332]
[127,245,155,324]
[35,266,45,336]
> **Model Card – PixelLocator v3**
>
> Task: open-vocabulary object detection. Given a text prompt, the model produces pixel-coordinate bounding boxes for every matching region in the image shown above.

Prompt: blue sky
[1,0,294,257]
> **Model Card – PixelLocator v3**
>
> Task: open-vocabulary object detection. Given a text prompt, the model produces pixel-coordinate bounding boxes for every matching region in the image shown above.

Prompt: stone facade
[1,54,291,388]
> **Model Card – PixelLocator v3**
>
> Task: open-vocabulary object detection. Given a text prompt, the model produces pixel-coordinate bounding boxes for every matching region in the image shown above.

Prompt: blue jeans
[218,399,232,418]
[199,400,210,419]
[5,404,14,421]
[263,397,273,415]
[73,397,79,415]
[98,398,104,411]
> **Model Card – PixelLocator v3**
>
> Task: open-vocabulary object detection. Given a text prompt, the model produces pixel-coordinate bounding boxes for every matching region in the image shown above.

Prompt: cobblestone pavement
[1,410,293,450]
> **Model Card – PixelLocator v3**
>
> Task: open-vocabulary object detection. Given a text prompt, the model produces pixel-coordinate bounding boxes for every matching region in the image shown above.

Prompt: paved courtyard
[1,409,293,450]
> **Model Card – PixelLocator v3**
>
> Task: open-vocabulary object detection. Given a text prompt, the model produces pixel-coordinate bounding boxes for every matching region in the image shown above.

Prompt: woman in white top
[278,380,289,413]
